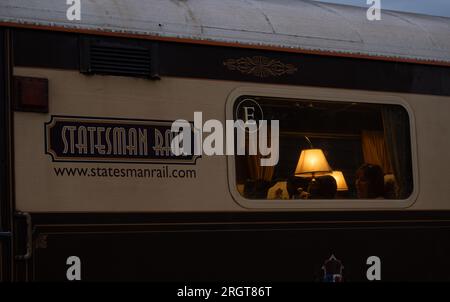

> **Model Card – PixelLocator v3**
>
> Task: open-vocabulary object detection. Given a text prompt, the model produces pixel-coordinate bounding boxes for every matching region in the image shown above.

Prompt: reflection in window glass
[234,96,413,200]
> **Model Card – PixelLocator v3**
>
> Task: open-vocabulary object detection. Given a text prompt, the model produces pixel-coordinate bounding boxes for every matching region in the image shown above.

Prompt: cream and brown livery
[1,0,450,282]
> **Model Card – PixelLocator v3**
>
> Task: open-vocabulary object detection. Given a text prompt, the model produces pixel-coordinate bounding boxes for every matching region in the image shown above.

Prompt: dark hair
[310,175,337,199]
[286,176,310,198]
[357,164,384,198]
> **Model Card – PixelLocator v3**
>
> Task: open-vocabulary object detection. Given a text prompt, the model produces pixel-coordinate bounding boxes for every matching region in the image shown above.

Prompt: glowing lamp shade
[295,149,332,178]
[330,171,349,191]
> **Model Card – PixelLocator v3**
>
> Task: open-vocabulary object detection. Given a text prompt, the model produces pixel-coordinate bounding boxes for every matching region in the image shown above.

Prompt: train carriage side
[2,1,450,282]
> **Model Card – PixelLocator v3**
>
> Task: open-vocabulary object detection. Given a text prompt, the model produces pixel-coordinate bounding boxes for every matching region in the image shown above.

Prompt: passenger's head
[355,164,384,199]
[310,175,337,199]
[287,176,310,198]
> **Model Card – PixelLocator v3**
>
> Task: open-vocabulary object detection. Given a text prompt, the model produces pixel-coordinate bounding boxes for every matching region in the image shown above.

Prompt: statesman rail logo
[45,116,199,164]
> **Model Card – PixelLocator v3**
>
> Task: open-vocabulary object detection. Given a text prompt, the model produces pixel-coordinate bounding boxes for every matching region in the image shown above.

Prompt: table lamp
[295,148,332,180]
[330,171,349,191]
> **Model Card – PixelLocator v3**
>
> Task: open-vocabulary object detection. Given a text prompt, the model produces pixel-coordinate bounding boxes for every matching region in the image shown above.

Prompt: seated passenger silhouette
[286,176,310,199]
[309,175,337,199]
[355,163,384,199]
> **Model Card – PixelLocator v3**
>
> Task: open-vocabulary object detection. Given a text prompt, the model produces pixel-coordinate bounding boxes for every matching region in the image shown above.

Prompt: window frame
[226,86,419,210]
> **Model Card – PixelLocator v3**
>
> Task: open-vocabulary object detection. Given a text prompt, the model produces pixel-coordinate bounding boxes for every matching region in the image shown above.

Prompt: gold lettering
[75,126,88,154]
[127,128,138,156]
[138,129,148,156]
[113,127,126,155]
[96,127,106,155]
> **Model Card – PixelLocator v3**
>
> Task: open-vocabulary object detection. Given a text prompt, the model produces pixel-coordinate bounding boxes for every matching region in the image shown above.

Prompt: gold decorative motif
[223,56,298,78]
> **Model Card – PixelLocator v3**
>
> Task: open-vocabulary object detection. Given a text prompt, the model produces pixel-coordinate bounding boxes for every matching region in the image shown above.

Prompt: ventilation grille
[80,39,158,79]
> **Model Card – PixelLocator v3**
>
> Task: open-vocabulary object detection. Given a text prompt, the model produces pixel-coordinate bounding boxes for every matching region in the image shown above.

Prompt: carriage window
[234,96,413,201]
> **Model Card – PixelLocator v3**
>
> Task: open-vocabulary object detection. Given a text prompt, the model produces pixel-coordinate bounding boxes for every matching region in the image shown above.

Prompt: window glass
[233,96,413,200]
